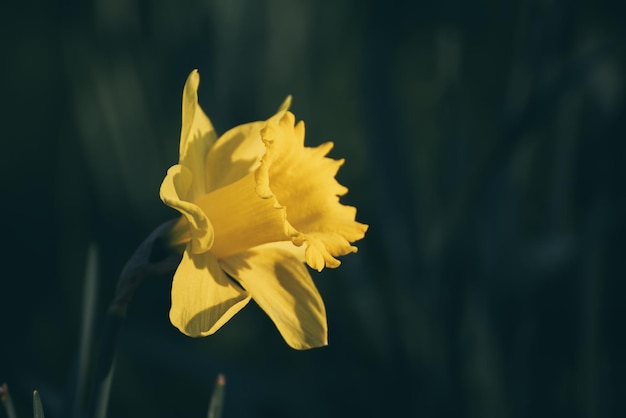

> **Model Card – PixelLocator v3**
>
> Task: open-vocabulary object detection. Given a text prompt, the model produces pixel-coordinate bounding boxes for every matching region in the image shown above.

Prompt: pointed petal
[179,70,217,200]
[277,95,292,113]
[160,164,214,253]
[204,121,266,193]
[220,248,327,350]
[170,246,251,337]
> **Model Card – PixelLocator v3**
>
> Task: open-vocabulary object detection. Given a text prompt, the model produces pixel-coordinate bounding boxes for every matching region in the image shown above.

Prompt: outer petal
[204,121,266,193]
[204,97,292,193]
[160,165,214,253]
[220,247,327,350]
[170,245,251,337]
[248,240,306,262]
[179,70,217,200]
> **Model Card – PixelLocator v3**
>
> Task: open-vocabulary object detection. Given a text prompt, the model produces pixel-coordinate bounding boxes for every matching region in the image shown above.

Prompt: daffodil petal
[179,70,217,200]
[170,246,251,337]
[160,164,214,253]
[249,240,306,262]
[220,247,327,350]
[204,121,266,192]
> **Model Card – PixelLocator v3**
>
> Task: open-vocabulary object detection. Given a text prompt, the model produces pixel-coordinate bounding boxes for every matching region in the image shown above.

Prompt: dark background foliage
[1,0,625,417]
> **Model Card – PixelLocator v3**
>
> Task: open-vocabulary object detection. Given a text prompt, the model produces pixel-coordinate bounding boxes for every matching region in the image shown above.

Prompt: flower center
[194,171,290,259]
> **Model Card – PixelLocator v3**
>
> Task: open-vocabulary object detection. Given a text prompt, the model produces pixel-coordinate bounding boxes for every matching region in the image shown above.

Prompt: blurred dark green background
[1,0,625,417]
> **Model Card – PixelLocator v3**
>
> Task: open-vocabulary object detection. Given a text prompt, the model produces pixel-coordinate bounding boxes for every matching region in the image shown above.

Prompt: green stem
[85,219,181,418]
[33,390,45,418]
[207,374,226,418]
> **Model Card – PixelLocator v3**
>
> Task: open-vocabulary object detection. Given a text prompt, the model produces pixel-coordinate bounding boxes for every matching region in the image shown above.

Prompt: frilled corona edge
[254,109,368,271]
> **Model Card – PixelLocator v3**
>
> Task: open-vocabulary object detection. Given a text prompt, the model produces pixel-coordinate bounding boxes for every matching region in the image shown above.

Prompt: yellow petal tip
[278,95,292,112]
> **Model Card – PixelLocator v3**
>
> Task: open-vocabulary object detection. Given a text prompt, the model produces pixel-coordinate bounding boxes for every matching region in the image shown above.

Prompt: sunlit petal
[248,240,306,262]
[221,247,327,349]
[170,246,251,337]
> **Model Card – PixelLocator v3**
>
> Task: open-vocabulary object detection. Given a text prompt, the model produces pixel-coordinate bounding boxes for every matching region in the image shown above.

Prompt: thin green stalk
[72,244,99,418]
[207,374,226,418]
[91,362,115,418]
[85,309,123,418]
[33,391,45,418]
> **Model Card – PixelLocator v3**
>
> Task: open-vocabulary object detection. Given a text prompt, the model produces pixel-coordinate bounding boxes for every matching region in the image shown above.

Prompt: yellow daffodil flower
[159,70,368,349]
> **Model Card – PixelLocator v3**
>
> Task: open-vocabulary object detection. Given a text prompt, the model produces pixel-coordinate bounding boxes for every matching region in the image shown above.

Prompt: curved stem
[86,219,182,418]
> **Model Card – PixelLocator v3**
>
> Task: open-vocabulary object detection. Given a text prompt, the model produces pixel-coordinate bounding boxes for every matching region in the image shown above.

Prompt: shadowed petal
[220,247,327,350]
[179,70,217,200]
[204,121,266,193]
[204,96,292,192]
[170,246,251,337]
[160,165,214,253]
